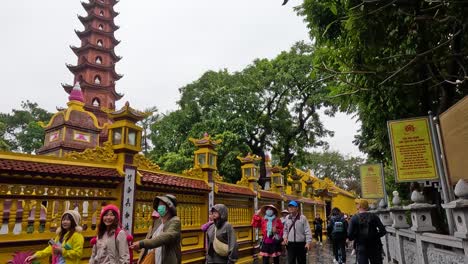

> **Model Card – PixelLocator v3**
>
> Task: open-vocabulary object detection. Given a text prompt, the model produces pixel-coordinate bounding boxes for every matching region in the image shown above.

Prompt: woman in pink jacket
[251,205,284,264]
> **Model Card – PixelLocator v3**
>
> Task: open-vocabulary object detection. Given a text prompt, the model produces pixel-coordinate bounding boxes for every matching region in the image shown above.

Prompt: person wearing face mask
[206,204,238,264]
[130,194,181,264]
[251,205,284,264]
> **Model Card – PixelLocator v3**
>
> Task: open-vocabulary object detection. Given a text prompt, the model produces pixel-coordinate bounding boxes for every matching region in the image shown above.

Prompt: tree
[295,151,365,193]
[139,106,159,155]
[149,43,333,183]
[295,0,468,162]
[0,101,53,153]
[0,122,10,151]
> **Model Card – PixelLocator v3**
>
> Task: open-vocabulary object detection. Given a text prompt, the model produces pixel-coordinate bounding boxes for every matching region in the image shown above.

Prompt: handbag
[213,228,229,257]
[140,250,155,264]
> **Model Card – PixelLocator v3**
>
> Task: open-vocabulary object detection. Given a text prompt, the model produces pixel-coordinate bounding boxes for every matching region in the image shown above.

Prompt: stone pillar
[390,191,410,229]
[442,179,468,239]
[376,198,393,226]
[404,190,436,232]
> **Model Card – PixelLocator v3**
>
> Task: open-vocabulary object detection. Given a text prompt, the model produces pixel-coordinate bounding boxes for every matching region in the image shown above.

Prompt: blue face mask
[157,205,167,217]
[265,209,274,217]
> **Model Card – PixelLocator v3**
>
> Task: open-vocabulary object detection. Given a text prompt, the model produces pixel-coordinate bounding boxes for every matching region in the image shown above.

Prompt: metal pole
[428,111,455,235]
[380,163,388,206]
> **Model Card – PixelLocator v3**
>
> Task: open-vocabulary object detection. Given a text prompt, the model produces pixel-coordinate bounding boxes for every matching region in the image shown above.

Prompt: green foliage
[0,101,52,154]
[139,106,159,155]
[155,152,193,174]
[296,0,468,163]
[295,151,365,193]
[150,43,332,183]
[0,122,10,151]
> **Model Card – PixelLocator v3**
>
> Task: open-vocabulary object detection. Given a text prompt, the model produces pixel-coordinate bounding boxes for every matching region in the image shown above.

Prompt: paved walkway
[307,240,356,263]
[276,240,356,264]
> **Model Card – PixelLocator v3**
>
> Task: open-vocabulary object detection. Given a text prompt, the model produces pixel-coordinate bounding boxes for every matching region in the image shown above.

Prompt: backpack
[90,228,134,263]
[331,218,346,239]
[357,213,377,242]
[314,219,322,230]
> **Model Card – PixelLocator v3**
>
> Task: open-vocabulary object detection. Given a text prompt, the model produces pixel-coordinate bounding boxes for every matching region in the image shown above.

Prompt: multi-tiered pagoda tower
[62,0,123,126]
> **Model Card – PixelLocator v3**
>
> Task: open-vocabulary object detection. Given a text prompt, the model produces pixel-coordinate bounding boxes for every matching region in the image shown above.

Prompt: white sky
[0,0,363,157]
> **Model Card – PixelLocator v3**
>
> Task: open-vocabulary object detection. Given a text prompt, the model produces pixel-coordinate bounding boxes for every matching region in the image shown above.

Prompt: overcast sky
[0,0,363,157]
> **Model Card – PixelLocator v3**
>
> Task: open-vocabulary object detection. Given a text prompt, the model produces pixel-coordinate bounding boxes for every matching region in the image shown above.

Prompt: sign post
[360,164,386,201]
[387,117,439,182]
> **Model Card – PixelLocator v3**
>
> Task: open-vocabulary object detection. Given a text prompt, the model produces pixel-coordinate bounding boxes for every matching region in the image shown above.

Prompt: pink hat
[100,204,121,224]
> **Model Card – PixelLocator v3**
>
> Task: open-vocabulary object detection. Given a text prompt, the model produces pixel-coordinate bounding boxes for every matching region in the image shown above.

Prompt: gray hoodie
[206,204,238,264]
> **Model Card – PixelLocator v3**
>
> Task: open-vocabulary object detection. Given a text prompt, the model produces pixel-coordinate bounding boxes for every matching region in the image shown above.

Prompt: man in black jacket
[347,200,387,264]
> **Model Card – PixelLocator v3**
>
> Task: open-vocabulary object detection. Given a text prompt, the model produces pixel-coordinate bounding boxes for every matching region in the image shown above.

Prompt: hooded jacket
[206,204,238,264]
[137,215,182,264]
[89,204,130,264]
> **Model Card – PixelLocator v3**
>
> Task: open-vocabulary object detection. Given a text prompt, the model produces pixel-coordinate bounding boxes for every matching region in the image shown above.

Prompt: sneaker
[319,242,322,246]
[333,259,338,264]
[351,249,356,256]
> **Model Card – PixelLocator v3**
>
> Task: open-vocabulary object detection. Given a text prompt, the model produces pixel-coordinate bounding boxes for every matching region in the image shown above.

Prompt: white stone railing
[381,227,467,264]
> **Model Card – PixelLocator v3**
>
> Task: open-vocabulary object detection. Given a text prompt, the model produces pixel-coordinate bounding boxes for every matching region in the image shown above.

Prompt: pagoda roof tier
[66,61,123,80]
[82,1,119,17]
[70,44,122,62]
[62,81,124,101]
[75,28,120,45]
[78,14,119,31]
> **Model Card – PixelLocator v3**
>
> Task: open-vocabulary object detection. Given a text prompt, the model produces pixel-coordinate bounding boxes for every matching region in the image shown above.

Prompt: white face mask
[266,209,274,216]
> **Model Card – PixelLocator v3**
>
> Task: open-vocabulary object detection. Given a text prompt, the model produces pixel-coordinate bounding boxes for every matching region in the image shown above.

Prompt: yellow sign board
[360,164,385,199]
[388,117,438,182]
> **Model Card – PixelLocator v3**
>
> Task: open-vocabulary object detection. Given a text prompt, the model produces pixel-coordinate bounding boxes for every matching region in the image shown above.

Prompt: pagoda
[62,0,123,126]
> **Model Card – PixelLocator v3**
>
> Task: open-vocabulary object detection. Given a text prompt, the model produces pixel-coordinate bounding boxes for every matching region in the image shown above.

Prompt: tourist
[312,214,324,246]
[130,194,181,264]
[25,210,84,264]
[89,204,130,264]
[280,210,289,226]
[206,204,238,264]
[282,201,312,264]
[251,204,284,264]
[347,200,387,264]
[328,208,347,264]
[202,212,215,254]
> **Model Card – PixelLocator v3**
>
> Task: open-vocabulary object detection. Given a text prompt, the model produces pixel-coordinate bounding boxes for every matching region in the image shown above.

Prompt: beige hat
[56,210,83,234]
[153,194,178,216]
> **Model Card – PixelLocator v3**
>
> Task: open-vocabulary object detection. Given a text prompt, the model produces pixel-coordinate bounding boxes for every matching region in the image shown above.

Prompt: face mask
[157,205,167,217]
[265,209,274,216]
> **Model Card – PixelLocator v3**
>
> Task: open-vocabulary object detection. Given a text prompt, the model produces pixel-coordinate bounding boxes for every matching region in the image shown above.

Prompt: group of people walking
[23,195,386,264]
[326,200,387,264]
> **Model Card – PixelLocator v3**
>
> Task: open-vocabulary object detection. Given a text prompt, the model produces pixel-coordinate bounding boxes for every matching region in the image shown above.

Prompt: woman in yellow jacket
[25,210,84,264]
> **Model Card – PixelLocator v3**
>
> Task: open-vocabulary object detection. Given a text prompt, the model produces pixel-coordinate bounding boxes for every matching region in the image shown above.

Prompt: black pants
[262,256,280,264]
[356,248,383,264]
[332,238,346,263]
[314,229,322,242]
[287,242,307,264]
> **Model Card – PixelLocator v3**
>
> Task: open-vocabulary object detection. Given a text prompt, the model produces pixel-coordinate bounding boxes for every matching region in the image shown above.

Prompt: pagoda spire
[62,0,123,126]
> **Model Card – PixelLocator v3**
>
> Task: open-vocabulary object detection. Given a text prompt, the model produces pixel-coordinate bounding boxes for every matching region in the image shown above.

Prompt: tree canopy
[0,101,52,154]
[150,42,334,183]
[296,0,468,162]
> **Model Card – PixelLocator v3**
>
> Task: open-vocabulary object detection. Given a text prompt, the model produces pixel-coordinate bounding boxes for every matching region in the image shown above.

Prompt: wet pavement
[277,240,356,264]
[307,240,355,263]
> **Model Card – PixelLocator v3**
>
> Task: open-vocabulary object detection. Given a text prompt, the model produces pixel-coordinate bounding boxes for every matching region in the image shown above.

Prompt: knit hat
[100,204,121,225]
[56,210,82,234]
[153,194,177,216]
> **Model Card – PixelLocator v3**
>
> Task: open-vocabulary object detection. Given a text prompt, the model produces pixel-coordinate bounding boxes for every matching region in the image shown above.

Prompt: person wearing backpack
[312,214,324,246]
[206,204,238,264]
[328,208,347,264]
[131,194,181,264]
[347,200,387,264]
[89,204,131,264]
[282,200,312,264]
